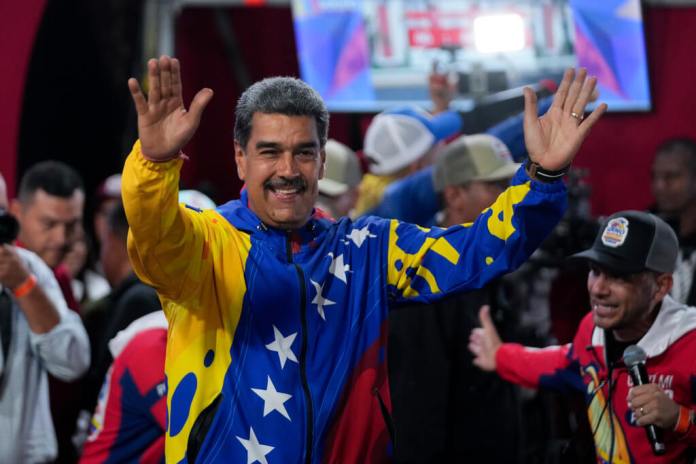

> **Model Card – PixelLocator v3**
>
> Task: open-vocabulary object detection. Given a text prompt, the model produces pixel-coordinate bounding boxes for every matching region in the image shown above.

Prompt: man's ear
[654,272,673,302]
[9,198,23,219]
[318,147,326,180]
[443,185,465,207]
[442,185,457,205]
[234,140,247,181]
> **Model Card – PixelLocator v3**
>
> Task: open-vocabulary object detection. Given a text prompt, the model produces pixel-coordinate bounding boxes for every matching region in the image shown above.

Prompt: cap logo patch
[602,217,629,248]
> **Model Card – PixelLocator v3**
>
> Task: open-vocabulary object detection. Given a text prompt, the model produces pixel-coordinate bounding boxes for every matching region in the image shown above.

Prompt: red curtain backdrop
[0,0,46,196]
[573,7,696,216]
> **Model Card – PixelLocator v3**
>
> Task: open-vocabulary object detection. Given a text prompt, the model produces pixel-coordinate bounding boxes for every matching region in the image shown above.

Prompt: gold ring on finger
[571,111,583,121]
[639,406,645,416]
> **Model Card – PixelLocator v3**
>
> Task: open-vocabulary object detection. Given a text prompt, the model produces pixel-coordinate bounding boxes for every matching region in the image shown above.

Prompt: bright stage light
[473,14,525,53]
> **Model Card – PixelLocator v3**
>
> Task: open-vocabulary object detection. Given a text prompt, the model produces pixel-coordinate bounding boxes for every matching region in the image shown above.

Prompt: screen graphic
[292,0,651,112]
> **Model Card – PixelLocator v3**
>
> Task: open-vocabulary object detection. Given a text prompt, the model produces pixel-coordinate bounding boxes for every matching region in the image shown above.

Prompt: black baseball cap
[570,210,678,275]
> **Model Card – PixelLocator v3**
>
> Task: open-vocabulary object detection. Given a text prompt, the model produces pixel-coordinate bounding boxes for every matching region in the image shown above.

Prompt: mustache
[264,176,307,191]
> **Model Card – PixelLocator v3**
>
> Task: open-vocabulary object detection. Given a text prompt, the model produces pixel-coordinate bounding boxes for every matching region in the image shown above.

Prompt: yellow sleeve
[121,140,231,303]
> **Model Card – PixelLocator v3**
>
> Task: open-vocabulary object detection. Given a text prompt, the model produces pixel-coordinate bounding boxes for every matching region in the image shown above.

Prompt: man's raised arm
[383,68,606,303]
[122,56,216,300]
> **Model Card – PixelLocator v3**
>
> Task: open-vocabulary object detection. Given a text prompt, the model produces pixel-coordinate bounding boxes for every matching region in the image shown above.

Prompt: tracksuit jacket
[80,311,168,464]
[122,140,566,463]
[496,295,696,463]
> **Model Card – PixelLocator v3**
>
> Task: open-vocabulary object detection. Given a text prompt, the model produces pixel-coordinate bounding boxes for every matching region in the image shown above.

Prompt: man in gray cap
[470,210,696,463]
[315,139,362,219]
[431,133,520,227]
[368,133,520,226]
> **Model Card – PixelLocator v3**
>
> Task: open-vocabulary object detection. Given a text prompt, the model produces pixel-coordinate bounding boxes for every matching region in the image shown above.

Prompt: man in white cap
[354,107,462,216]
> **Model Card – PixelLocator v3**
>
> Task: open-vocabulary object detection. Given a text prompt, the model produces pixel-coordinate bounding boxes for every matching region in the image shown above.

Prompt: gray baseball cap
[432,134,520,192]
[571,210,679,274]
[318,139,362,197]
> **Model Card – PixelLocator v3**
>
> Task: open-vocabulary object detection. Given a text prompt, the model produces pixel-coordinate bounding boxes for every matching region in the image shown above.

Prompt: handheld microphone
[623,345,666,455]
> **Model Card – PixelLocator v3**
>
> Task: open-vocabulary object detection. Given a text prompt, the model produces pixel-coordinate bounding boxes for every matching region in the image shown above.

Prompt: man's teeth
[275,188,299,194]
[593,303,615,310]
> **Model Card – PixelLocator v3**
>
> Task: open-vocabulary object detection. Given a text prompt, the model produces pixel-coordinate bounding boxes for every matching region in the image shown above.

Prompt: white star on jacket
[346,226,377,248]
[327,253,350,284]
[236,427,274,464]
[311,279,335,320]
[251,376,293,421]
[265,325,298,369]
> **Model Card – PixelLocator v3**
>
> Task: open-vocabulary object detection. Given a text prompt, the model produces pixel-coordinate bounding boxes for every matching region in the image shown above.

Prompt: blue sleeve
[367,167,438,226]
[384,165,567,304]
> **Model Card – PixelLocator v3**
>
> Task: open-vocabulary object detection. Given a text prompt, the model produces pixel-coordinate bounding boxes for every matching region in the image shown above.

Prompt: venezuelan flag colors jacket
[122,140,566,463]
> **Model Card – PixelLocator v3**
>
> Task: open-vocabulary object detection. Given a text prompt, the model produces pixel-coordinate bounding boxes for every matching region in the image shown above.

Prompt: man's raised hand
[128,56,213,161]
[523,68,607,171]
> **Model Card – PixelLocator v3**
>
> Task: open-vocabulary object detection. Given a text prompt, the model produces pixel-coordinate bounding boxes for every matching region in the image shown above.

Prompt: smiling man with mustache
[121,56,604,463]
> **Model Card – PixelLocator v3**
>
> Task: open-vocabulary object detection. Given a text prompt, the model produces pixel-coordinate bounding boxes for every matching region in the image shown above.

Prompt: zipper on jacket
[287,234,314,464]
[186,394,223,463]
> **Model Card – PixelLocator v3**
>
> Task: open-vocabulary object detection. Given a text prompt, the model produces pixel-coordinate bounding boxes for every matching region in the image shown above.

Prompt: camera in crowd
[0,209,19,245]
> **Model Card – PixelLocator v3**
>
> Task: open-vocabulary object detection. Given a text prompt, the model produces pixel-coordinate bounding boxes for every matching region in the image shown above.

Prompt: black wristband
[525,159,570,183]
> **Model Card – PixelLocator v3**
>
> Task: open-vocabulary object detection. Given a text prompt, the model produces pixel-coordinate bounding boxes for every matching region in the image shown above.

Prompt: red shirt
[80,327,167,464]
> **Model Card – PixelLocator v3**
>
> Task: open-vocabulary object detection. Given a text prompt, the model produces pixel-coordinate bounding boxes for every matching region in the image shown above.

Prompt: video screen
[291,0,651,112]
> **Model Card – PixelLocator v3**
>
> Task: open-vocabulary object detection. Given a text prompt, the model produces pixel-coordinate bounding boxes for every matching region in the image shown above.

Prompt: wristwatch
[525,158,570,183]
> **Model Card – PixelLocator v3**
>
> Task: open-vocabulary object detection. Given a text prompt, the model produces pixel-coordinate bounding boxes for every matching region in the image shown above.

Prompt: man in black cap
[469,210,696,463]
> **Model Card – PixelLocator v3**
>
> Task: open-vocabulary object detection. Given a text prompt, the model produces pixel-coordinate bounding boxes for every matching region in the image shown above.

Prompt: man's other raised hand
[128,56,214,161]
[523,68,607,172]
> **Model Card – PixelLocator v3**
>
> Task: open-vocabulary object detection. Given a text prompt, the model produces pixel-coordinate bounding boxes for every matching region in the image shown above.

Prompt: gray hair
[234,77,329,150]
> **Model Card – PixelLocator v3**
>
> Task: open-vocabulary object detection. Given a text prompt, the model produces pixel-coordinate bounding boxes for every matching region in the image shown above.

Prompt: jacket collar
[215,190,334,242]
